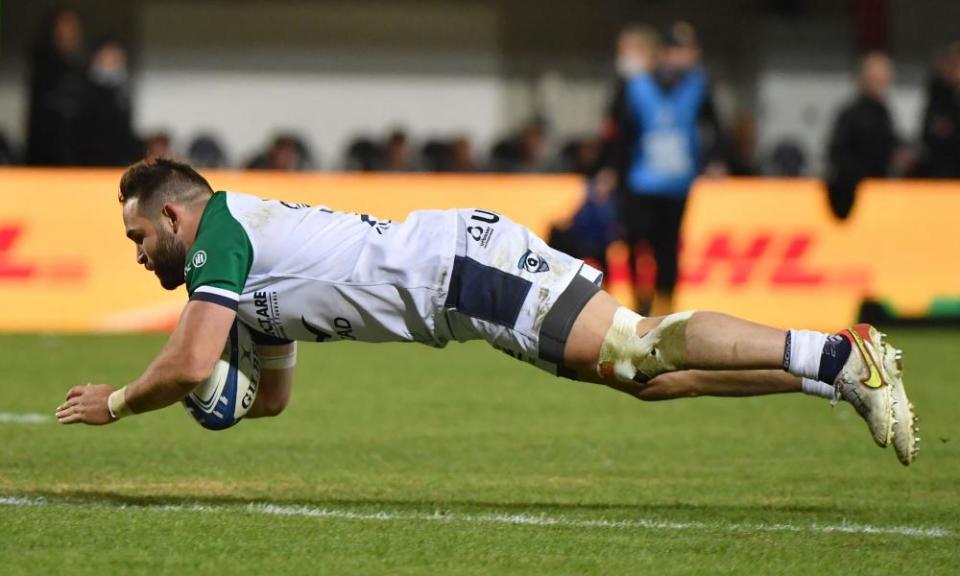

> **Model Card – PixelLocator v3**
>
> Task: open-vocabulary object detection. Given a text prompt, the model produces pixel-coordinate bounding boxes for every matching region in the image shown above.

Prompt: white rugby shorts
[436,209,603,378]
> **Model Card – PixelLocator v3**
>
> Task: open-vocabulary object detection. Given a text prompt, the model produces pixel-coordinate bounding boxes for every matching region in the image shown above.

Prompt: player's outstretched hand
[56,384,116,425]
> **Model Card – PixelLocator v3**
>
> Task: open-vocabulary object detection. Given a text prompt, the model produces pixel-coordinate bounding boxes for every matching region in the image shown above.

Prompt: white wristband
[260,342,297,370]
[107,386,133,420]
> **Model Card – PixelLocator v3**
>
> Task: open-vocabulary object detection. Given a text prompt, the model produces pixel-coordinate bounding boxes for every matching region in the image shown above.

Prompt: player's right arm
[56,300,235,425]
[123,300,237,413]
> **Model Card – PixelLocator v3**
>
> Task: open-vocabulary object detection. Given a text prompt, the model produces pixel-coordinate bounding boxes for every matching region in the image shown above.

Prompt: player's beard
[152,228,188,290]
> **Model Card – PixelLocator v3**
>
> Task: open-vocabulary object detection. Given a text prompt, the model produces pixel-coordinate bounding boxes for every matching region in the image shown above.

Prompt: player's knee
[596,308,695,383]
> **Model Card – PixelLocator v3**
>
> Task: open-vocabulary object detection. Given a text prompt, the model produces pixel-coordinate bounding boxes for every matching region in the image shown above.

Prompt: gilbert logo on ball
[182,321,261,431]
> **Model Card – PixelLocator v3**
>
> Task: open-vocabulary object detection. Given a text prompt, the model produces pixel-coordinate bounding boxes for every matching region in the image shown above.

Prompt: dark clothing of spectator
[548,181,617,273]
[919,76,960,179]
[826,95,901,220]
[620,193,686,293]
[26,46,88,165]
[77,74,142,166]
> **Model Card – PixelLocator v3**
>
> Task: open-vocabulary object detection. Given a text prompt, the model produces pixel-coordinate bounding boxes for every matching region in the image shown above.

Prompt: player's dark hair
[119,157,214,216]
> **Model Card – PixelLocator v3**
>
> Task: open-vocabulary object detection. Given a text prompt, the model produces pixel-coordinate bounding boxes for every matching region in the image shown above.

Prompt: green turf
[0,330,957,575]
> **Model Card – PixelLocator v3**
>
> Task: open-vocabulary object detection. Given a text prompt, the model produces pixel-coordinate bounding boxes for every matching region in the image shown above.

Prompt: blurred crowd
[1,8,603,175]
[6,7,960,187]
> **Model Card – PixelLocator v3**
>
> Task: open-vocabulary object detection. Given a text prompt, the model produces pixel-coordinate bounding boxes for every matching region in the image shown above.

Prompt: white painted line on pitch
[250,503,951,538]
[0,412,52,424]
[0,495,950,538]
[0,496,46,506]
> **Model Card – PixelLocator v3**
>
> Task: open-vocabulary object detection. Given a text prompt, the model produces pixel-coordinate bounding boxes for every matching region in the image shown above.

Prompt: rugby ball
[182,321,260,430]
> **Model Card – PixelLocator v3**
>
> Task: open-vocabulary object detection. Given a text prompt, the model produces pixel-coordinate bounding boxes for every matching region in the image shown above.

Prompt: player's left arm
[56,300,235,425]
[245,343,297,419]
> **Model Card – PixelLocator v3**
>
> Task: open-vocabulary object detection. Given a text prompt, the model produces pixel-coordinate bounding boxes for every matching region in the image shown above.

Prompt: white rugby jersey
[185,191,458,345]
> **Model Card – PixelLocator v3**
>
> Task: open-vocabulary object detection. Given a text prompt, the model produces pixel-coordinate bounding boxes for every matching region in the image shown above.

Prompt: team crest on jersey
[518,250,549,273]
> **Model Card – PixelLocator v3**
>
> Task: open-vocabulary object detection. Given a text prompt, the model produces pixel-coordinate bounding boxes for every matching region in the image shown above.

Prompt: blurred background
[0,0,958,331]
[2,0,959,174]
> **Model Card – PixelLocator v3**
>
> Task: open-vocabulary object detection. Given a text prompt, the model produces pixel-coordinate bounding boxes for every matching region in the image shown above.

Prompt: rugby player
[56,158,919,465]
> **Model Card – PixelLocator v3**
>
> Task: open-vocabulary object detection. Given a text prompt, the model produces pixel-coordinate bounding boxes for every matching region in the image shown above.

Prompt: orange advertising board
[0,169,583,332]
[0,169,957,332]
[674,179,960,328]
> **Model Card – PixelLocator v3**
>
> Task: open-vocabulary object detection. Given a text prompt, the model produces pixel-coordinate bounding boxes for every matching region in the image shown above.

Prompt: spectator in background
[766,138,808,177]
[188,134,229,168]
[489,118,553,173]
[0,131,17,165]
[826,52,909,220]
[566,137,603,176]
[448,135,477,172]
[596,24,661,194]
[515,119,552,172]
[144,131,172,160]
[26,7,88,165]
[345,136,384,171]
[598,21,727,316]
[78,38,141,166]
[919,42,960,178]
[247,134,313,171]
[382,129,417,171]
[548,137,616,274]
[728,112,758,176]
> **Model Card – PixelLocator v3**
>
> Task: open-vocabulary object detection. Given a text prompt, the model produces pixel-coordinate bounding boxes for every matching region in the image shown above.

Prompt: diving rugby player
[57,159,919,465]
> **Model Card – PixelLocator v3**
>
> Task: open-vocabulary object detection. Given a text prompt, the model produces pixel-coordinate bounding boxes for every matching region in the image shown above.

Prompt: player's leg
[562,290,786,376]
[562,290,918,464]
[441,207,916,464]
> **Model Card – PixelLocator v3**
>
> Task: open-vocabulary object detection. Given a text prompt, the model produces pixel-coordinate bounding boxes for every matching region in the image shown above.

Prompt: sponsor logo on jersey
[333,317,356,340]
[301,316,332,342]
[518,250,550,273]
[253,290,288,339]
[466,225,494,248]
[301,316,357,342]
[192,250,207,269]
[470,209,501,224]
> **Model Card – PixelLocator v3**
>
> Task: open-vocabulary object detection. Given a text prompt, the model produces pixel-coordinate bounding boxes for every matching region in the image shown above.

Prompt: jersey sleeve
[185,195,254,311]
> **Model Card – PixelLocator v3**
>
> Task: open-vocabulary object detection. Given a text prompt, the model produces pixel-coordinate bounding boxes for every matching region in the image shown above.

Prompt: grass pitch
[0,329,958,575]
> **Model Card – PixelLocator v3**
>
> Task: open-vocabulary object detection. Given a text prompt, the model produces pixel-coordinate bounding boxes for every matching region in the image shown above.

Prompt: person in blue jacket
[598,21,727,316]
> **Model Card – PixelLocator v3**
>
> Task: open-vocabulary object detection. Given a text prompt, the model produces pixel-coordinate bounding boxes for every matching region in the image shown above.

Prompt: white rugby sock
[801,377,834,400]
[784,329,828,381]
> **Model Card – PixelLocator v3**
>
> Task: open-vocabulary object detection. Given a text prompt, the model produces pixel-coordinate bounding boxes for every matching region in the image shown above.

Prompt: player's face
[122,199,188,290]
